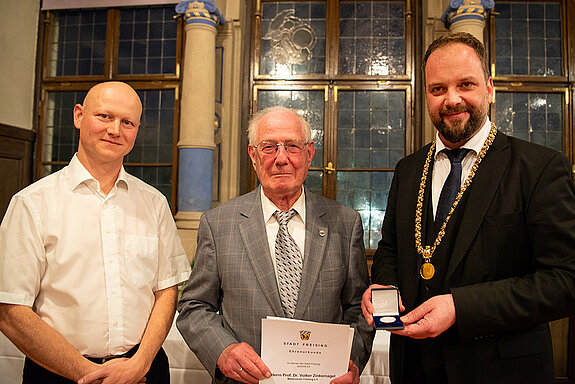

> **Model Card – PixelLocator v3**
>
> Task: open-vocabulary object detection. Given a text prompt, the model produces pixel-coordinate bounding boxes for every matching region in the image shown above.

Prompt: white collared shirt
[0,154,191,357]
[261,187,306,281]
[432,118,492,218]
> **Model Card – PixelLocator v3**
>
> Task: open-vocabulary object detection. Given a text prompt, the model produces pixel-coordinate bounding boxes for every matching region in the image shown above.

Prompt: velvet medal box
[372,287,404,330]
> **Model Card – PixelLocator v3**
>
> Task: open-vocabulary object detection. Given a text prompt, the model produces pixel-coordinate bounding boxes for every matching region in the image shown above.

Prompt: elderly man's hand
[217,342,271,384]
[361,284,405,326]
[391,294,456,339]
[330,360,360,384]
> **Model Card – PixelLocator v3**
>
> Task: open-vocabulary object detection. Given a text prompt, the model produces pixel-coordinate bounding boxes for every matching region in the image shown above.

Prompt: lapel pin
[319,229,326,237]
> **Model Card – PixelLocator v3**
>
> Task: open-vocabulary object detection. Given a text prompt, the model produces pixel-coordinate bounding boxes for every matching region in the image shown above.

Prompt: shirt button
[113,321,118,327]
[111,289,117,295]
[425,285,432,291]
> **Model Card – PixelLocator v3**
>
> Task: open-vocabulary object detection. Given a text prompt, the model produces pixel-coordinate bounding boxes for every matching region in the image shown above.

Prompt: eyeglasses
[253,140,309,155]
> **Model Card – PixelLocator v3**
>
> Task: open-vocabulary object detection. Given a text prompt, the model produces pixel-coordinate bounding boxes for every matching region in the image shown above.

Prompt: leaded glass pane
[339,1,405,75]
[496,92,562,151]
[260,2,326,75]
[257,90,324,168]
[337,171,392,249]
[118,6,178,75]
[47,9,107,76]
[495,2,562,76]
[125,166,173,203]
[337,90,405,168]
[43,91,86,163]
[304,170,323,196]
[125,89,175,164]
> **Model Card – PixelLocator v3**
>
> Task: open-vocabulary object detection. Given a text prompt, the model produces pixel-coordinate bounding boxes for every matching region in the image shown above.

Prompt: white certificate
[260,317,354,384]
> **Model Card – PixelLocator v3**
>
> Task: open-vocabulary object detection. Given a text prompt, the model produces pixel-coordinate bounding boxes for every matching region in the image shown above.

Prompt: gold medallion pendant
[414,124,498,283]
[420,262,435,280]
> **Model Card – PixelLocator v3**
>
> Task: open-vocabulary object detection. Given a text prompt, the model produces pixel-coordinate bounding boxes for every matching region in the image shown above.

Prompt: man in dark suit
[362,32,575,383]
[177,106,374,384]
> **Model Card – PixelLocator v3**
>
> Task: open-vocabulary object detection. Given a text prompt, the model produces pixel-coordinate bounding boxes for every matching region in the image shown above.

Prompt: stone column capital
[175,0,226,27]
[441,0,494,29]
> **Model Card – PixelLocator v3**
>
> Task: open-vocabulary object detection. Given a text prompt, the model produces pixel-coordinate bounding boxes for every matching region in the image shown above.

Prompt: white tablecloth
[0,324,390,383]
[0,330,25,383]
[163,320,213,384]
[360,331,391,384]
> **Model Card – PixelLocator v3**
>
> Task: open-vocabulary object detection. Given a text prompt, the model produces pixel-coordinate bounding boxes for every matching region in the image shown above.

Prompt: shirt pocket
[124,235,158,287]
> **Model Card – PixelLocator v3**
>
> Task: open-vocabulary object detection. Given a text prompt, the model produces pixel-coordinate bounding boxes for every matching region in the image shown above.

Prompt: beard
[431,102,488,144]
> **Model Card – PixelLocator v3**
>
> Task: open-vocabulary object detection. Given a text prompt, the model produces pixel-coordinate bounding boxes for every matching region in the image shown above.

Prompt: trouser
[401,338,448,384]
[22,345,170,384]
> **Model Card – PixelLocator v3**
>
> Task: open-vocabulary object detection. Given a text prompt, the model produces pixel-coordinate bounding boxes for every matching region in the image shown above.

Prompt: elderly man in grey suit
[177,106,374,384]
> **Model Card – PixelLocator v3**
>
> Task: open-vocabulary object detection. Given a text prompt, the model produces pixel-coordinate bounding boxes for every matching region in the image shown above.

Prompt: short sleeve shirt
[0,154,191,357]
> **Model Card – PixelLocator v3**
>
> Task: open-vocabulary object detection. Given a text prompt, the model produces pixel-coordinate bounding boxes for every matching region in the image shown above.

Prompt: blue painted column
[175,0,225,256]
[442,0,494,43]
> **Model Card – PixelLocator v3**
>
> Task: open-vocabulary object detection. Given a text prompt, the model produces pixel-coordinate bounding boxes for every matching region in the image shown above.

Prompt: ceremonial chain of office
[415,122,497,280]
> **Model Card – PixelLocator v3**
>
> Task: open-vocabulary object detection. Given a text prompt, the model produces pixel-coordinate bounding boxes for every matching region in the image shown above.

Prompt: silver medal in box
[372,287,404,330]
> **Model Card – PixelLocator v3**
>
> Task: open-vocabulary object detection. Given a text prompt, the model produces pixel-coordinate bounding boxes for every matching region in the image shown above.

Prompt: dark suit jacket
[371,131,575,383]
[177,187,375,383]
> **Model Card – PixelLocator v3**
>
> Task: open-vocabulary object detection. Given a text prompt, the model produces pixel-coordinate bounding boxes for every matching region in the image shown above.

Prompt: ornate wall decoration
[263,9,317,65]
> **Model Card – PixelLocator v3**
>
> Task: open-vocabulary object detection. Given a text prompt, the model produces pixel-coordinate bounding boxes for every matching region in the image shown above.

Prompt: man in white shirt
[0,81,191,384]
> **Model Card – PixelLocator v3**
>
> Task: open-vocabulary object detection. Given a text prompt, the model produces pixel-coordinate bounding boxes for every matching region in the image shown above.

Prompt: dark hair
[422,32,490,82]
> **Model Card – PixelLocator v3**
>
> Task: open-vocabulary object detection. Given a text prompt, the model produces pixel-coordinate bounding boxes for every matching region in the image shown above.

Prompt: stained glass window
[118,6,178,75]
[260,2,326,75]
[496,92,562,151]
[47,9,107,76]
[337,90,405,249]
[495,2,562,76]
[337,90,405,168]
[337,171,392,249]
[339,1,405,75]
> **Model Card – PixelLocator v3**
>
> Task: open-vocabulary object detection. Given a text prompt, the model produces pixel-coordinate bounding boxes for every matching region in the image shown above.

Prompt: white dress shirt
[432,118,492,218]
[0,154,191,357]
[261,187,306,281]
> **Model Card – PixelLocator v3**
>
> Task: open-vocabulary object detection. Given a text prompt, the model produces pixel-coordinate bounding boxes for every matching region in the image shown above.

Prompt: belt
[86,344,139,364]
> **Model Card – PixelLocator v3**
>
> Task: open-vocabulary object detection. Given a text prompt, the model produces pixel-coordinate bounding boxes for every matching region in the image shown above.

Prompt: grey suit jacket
[177,187,375,383]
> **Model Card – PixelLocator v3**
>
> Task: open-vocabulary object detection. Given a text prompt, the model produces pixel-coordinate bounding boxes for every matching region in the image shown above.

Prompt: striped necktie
[274,209,302,318]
